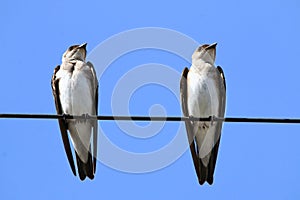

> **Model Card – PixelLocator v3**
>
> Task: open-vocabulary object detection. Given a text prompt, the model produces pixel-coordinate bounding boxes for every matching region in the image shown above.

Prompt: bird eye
[198,44,209,52]
[68,45,78,51]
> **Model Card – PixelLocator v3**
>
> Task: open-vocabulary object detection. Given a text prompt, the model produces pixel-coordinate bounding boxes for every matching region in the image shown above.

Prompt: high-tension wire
[1,113,300,124]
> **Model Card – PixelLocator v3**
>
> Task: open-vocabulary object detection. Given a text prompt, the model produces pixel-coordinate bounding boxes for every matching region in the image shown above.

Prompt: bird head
[192,43,217,64]
[62,43,87,63]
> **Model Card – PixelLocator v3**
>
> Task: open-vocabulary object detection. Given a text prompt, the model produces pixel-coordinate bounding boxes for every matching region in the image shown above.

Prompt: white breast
[58,72,73,114]
[70,69,93,115]
[187,66,220,118]
[58,67,93,116]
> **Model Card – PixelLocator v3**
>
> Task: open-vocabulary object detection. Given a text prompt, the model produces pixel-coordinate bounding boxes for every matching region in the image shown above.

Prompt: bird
[180,43,226,185]
[51,43,98,180]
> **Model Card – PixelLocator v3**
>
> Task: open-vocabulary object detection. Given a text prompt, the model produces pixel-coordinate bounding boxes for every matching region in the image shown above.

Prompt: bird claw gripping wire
[62,113,68,121]
[209,115,216,126]
[77,113,90,123]
[62,113,69,127]
[189,115,196,125]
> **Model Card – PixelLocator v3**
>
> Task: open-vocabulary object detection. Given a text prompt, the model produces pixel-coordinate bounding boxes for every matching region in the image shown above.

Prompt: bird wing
[87,61,98,174]
[180,67,201,182]
[217,66,226,91]
[206,65,226,184]
[51,65,76,176]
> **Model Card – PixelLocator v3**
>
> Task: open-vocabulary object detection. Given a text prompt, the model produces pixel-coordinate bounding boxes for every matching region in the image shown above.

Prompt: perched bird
[180,43,226,185]
[51,43,98,180]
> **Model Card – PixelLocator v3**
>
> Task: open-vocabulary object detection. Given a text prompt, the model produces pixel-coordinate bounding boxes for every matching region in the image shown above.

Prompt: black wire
[1,113,300,124]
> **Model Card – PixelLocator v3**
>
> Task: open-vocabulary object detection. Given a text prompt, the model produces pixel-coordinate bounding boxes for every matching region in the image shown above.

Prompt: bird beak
[205,43,217,61]
[78,43,87,49]
[206,43,217,50]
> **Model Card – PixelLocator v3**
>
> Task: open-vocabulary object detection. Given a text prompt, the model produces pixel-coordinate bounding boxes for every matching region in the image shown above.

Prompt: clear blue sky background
[1,0,300,199]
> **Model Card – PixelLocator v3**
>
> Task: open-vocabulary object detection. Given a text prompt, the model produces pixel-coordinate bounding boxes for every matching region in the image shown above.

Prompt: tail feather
[76,152,87,181]
[199,160,208,185]
[85,145,94,180]
[198,140,220,185]
[75,148,94,181]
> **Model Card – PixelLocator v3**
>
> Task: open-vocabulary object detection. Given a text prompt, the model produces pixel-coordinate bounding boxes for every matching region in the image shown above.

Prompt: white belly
[187,68,220,164]
[58,69,94,163]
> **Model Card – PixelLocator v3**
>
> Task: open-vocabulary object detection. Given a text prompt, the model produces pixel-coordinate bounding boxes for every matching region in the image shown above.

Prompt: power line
[1,113,300,124]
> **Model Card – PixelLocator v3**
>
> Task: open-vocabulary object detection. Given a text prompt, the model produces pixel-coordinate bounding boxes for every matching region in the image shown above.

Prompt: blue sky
[1,0,300,199]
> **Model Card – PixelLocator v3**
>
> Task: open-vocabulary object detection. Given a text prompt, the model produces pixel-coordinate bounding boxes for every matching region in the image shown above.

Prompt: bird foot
[210,115,216,126]
[62,113,70,128]
[78,113,90,123]
[62,113,68,121]
[189,115,195,125]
